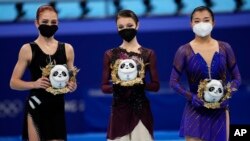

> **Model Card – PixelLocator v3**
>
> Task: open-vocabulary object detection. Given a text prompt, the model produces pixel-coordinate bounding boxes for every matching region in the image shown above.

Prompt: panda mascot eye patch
[118,59,138,81]
[111,58,147,87]
[41,63,79,95]
[203,79,224,103]
[197,79,233,109]
[49,65,69,89]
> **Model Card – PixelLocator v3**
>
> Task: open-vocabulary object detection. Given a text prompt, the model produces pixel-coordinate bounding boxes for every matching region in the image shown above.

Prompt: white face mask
[192,22,213,37]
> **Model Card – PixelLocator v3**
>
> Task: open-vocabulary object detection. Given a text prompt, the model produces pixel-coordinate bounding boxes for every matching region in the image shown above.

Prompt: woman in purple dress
[101,10,160,141]
[169,6,241,141]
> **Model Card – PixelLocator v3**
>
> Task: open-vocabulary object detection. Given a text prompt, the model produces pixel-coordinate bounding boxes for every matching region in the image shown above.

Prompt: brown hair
[36,5,58,20]
[116,9,139,25]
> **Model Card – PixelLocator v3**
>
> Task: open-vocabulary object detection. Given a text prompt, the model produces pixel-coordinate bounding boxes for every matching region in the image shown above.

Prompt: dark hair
[191,6,214,22]
[116,9,139,25]
[36,5,58,20]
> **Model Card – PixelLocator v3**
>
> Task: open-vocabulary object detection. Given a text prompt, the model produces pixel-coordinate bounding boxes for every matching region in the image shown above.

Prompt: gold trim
[45,87,70,95]
[197,79,233,109]
[110,58,147,86]
[41,63,80,95]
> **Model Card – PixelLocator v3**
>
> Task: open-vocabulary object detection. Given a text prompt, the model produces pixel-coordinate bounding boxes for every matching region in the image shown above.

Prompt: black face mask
[38,24,58,38]
[118,28,137,42]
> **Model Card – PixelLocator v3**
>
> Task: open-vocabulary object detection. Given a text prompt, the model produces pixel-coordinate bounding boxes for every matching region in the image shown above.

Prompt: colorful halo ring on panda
[197,79,232,109]
[41,63,79,95]
[111,58,146,86]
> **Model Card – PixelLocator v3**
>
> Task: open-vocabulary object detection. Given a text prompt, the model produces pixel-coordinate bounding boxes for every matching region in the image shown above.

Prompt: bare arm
[10,44,50,90]
[65,43,77,92]
[65,43,75,69]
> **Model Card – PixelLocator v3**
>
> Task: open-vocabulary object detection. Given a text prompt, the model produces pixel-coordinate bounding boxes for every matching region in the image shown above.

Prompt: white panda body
[118,59,138,81]
[204,79,224,103]
[49,65,69,89]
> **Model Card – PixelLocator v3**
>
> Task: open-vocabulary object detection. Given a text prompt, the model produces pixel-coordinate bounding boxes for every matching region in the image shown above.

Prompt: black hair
[191,6,214,22]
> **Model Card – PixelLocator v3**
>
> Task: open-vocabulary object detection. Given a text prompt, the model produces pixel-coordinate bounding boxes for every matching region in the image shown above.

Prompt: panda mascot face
[49,65,69,89]
[204,79,224,103]
[118,59,138,81]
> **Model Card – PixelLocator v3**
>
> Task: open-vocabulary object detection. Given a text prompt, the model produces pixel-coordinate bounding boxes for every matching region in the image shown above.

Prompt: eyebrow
[118,23,133,26]
[203,17,210,19]
[194,17,210,20]
[41,18,58,21]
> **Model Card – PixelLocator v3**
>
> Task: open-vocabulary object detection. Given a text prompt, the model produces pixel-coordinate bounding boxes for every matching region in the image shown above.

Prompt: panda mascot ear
[137,64,141,71]
[49,65,70,89]
[67,68,74,78]
[62,64,72,77]
[219,80,223,84]
[63,64,68,69]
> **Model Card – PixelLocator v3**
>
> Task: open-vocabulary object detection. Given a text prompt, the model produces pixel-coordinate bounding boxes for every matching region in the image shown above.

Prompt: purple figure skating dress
[169,41,241,141]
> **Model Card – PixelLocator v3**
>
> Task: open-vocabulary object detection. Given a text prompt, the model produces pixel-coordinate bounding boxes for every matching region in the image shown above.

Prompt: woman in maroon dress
[101,9,160,141]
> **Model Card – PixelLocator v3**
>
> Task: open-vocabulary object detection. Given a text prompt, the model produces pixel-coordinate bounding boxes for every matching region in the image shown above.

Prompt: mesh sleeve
[101,50,113,93]
[224,43,241,92]
[169,46,192,100]
[145,50,160,92]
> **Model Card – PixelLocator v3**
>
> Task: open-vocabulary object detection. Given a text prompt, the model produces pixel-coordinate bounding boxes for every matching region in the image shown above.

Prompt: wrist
[30,81,36,89]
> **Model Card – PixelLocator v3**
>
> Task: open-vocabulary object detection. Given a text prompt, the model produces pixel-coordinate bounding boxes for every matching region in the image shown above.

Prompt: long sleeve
[101,50,113,93]
[225,43,241,92]
[169,46,192,100]
[145,50,160,92]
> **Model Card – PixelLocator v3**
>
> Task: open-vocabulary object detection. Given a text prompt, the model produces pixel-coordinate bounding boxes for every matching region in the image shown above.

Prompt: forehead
[39,10,58,20]
[192,10,212,19]
[117,17,136,25]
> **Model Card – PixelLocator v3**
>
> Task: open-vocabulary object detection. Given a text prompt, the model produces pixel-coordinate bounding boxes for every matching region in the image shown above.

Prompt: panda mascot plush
[117,59,138,81]
[203,79,224,103]
[49,64,69,89]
